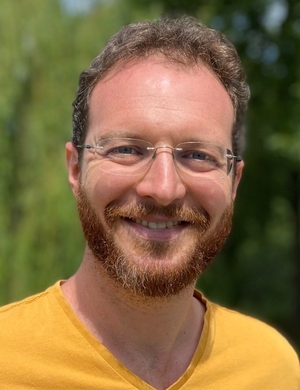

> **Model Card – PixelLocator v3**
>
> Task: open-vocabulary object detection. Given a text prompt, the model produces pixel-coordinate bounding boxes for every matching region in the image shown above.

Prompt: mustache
[105,202,211,228]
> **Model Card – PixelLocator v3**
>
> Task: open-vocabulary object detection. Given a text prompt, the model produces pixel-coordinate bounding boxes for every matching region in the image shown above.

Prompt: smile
[128,218,183,229]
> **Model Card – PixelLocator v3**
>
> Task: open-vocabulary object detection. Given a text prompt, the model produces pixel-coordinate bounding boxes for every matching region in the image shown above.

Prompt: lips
[106,203,209,232]
[129,218,183,229]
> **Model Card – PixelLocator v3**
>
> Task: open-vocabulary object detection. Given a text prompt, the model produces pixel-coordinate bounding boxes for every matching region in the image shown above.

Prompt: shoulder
[0,281,62,331]
[210,299,294,347]
[196,291,299,377]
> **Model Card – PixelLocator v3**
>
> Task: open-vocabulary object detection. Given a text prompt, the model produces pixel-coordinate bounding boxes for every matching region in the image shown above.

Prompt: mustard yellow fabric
[0,281,299,389]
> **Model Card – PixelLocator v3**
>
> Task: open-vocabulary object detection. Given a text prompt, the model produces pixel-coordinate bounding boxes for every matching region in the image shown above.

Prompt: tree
[0,0,162,302]
[154,0,300,347]
[1,0,299,349]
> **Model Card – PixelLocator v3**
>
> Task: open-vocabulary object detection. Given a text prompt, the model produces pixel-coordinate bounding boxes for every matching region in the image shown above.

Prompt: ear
[232,160,244,200]
[66,142,80,197]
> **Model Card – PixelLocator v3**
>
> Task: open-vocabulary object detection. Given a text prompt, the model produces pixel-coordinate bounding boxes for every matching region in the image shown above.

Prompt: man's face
[66,57,243,297]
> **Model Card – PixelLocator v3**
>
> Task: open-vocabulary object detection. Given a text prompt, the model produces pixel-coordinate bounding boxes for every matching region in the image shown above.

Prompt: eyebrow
[95,130,145,142]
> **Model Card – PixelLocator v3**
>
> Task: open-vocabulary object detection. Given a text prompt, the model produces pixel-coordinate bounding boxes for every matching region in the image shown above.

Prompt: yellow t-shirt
[0,281,299,389]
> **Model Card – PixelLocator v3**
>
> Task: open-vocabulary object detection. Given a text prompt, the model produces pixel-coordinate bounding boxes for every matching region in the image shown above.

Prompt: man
[0,17,299,389]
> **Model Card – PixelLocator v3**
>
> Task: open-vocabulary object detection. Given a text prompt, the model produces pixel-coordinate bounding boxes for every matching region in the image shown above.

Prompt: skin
[63,56,244,389]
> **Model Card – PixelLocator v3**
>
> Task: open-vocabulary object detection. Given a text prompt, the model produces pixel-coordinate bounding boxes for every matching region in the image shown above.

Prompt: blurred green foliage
[0,0,299,348]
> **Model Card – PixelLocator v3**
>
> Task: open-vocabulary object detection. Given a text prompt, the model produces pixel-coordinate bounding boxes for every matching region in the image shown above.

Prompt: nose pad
[135,150,186,206]
[152,145,174,158]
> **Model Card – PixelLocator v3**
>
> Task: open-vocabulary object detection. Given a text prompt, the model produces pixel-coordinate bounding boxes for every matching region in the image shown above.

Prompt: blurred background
[0,0,299,350]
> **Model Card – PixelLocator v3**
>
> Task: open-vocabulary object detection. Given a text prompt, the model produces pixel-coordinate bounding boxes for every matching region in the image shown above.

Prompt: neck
[61,250,206,389]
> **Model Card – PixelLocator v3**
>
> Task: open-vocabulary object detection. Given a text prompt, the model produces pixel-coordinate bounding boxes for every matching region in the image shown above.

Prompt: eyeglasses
[76,138,242,180]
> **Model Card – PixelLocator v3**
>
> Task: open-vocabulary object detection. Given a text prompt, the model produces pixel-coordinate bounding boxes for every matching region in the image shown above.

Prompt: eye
[189,151,211,161]
[113,146,138,155]
[103,142,146,163]
[181,150,217,164]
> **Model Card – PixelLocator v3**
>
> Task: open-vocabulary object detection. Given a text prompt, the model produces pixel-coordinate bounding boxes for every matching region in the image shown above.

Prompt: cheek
[84,170,137,209]
[191,179,233,219]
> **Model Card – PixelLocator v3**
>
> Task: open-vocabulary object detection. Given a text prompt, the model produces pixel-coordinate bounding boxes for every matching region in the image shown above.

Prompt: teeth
[157,222,166,228]
[167,221,177,228]
[131,219,180,229]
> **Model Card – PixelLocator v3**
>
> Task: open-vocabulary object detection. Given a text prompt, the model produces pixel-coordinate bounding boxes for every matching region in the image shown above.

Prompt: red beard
[77,184,233,298]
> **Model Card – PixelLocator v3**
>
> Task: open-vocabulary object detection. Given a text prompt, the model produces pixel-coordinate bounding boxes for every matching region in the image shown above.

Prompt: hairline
[80,54,236,151]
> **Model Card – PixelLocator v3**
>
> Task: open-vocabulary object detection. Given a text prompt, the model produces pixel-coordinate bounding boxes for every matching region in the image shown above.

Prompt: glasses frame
[76,138,242,179]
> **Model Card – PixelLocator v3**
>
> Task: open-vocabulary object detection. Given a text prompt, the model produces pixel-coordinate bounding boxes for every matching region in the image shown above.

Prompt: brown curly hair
[72,17,250,161]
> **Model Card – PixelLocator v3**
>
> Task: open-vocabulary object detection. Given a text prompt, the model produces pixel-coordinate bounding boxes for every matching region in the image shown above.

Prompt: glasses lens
[94,138,153,175]
[91,138,230,180]
[174,142,229,180]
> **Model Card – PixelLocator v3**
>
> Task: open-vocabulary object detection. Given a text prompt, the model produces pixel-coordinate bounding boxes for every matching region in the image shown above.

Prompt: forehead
[88,56,234,145]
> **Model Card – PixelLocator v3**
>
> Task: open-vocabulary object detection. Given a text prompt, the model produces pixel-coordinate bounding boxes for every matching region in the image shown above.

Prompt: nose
[135,149,186,206]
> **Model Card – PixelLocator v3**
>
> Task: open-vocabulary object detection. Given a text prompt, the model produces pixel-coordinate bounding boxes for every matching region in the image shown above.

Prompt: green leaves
[0,0,299,347]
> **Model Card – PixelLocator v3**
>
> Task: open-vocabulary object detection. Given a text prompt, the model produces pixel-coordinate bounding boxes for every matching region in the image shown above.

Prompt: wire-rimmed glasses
[76,138,242,180]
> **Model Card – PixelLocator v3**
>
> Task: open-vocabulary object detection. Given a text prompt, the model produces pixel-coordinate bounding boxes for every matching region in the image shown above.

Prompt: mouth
[125,217,187,229]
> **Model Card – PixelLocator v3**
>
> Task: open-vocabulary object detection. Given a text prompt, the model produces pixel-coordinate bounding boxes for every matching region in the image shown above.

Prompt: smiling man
[0,17,299,389]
